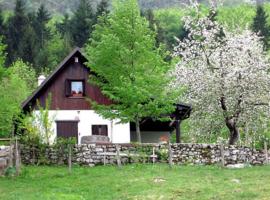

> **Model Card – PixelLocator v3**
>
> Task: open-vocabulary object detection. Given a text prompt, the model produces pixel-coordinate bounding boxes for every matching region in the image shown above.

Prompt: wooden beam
[175,120,181,143]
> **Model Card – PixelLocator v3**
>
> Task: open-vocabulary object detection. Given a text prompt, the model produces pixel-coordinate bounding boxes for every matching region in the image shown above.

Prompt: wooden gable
[22,48,111,111]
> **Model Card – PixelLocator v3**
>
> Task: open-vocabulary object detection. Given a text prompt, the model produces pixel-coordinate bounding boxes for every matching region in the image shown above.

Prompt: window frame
[65,79,85,98]
[91,124,108,136]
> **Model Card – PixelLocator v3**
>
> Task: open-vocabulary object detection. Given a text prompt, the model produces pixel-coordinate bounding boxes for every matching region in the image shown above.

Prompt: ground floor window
[92,125,108,136]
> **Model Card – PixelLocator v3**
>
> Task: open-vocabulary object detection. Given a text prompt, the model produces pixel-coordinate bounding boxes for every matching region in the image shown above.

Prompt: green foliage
[142,9,166,48]
[252,5,270,50]
[4,166,17,177]
[85,0,177,141]
[70,0,95,47]
[8,59,37,91]
[42,31,72,73]
[0,37,6,80]
[217,4,256,30]
[35,95,54,145]
[0,73,29,137]
[94,0,110,24]
[0,44,34,137]
[20,94,54,145]
[154,8,186,50]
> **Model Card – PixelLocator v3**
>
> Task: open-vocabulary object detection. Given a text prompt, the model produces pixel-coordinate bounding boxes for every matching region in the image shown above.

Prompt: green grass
[1,164,270,200]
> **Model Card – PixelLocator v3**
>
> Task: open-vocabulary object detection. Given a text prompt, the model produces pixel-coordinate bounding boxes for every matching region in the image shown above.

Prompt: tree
[173,5,270,145]
[252,4,270,50]
[85,0,177,143]
[0,58,34,137]
[94,0,110,24]
[34,4,51,49]
[9,59,37,91]
[5,0,29,65]
[45,31,73,73]
[0,37,6,80]
[70,0,95,47]
[142,9,166,48]
[0,7,6,37]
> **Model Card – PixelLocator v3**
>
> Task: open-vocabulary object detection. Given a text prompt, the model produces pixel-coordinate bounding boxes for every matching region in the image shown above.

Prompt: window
[92,125,108,136]
[71,81,83,97]
[65,79,85,97]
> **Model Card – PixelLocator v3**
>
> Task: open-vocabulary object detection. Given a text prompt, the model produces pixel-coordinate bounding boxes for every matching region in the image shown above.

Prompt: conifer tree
[252,5,270,50]
[35,4,51,48]
[0,7,5,37]
[6,0,29,65]
[70,0,94,47]
[95,0,109,24]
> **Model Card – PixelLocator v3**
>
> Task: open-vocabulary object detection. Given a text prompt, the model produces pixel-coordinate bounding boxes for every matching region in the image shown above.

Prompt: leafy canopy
[85,0,177,124]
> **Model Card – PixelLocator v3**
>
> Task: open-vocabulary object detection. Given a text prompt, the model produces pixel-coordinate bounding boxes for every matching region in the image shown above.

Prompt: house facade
[22,48,191,144]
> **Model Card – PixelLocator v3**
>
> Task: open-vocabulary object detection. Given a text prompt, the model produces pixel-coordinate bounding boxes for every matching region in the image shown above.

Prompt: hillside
[0,0,260,14]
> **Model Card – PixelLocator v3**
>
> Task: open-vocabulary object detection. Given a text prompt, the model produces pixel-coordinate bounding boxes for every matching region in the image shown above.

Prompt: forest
[0,0,270,147]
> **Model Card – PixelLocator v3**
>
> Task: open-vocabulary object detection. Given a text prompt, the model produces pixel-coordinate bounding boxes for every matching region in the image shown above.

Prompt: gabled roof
[22,47,85,111]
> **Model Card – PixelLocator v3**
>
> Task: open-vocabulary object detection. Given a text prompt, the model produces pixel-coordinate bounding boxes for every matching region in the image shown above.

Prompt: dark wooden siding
[56,121,78,140]
[31,53,111,110]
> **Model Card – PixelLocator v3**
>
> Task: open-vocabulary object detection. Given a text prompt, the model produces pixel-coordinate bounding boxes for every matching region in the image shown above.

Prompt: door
[56,121,78,142]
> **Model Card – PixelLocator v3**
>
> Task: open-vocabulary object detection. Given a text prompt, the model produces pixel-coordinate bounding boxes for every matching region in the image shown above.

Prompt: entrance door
[56,121,78,142]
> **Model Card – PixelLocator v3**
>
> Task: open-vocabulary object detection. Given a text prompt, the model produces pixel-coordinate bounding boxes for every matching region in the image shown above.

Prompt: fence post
[168,143,173,168]
[264,141,269,165]
[8,139,13,168]
[116,144,121,168]
[152,146,156,164]
[15,137,20,176]
[220,143,225,167]
[103,147,107,166]
[68,144,72,174]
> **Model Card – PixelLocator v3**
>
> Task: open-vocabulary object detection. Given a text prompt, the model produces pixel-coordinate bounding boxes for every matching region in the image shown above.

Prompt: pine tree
[94,0,109,24]
[0,7,5,37]
[34,4,51,48]
[32,4,52,72]
[70,0,94,47]
[56,14,71,36]
[252,5,270,50]
[85,0,177,143]
[6,0,30,65]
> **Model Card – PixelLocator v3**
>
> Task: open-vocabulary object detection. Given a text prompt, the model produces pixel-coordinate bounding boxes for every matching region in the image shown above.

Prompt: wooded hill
[0,0,264,14]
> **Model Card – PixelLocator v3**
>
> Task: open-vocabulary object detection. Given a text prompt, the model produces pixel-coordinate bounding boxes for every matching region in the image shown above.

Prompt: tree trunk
[226,118,239,145]
[135,118,141,143]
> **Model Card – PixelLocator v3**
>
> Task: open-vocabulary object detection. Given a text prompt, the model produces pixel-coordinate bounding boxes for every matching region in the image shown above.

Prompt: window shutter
[65,79,71,97]
[82,79,86,96]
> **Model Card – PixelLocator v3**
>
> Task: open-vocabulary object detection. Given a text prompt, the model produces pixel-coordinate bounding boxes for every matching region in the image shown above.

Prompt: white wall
[34,110,130,144]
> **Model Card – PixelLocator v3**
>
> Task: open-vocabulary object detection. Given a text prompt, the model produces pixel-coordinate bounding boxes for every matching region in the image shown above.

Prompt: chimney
[38,75,46,86]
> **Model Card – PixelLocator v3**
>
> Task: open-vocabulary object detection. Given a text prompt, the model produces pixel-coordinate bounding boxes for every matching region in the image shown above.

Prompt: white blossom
[173,5,270,145]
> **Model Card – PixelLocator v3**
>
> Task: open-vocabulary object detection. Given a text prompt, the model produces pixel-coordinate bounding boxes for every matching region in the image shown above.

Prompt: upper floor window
[65,79,85,97]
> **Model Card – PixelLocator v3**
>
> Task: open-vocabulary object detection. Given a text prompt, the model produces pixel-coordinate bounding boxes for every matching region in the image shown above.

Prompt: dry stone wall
[20,143,269,167]
[0,146,11,175]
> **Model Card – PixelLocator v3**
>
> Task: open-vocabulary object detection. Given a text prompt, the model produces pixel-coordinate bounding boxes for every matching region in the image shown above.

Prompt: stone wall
[0,146,11,175]
[20,143,269,167]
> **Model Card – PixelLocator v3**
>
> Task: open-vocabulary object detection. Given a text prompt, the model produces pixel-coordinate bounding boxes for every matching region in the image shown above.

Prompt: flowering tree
[173,5,270,145]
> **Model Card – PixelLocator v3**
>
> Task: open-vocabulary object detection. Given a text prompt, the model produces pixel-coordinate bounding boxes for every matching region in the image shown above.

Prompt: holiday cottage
[22,48,191,144]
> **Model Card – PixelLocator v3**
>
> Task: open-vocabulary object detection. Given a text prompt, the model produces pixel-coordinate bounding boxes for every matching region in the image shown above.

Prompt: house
[22,48,191,144]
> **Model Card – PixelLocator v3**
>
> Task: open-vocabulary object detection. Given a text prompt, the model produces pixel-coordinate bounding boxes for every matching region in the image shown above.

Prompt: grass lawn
[1,164,270,200]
